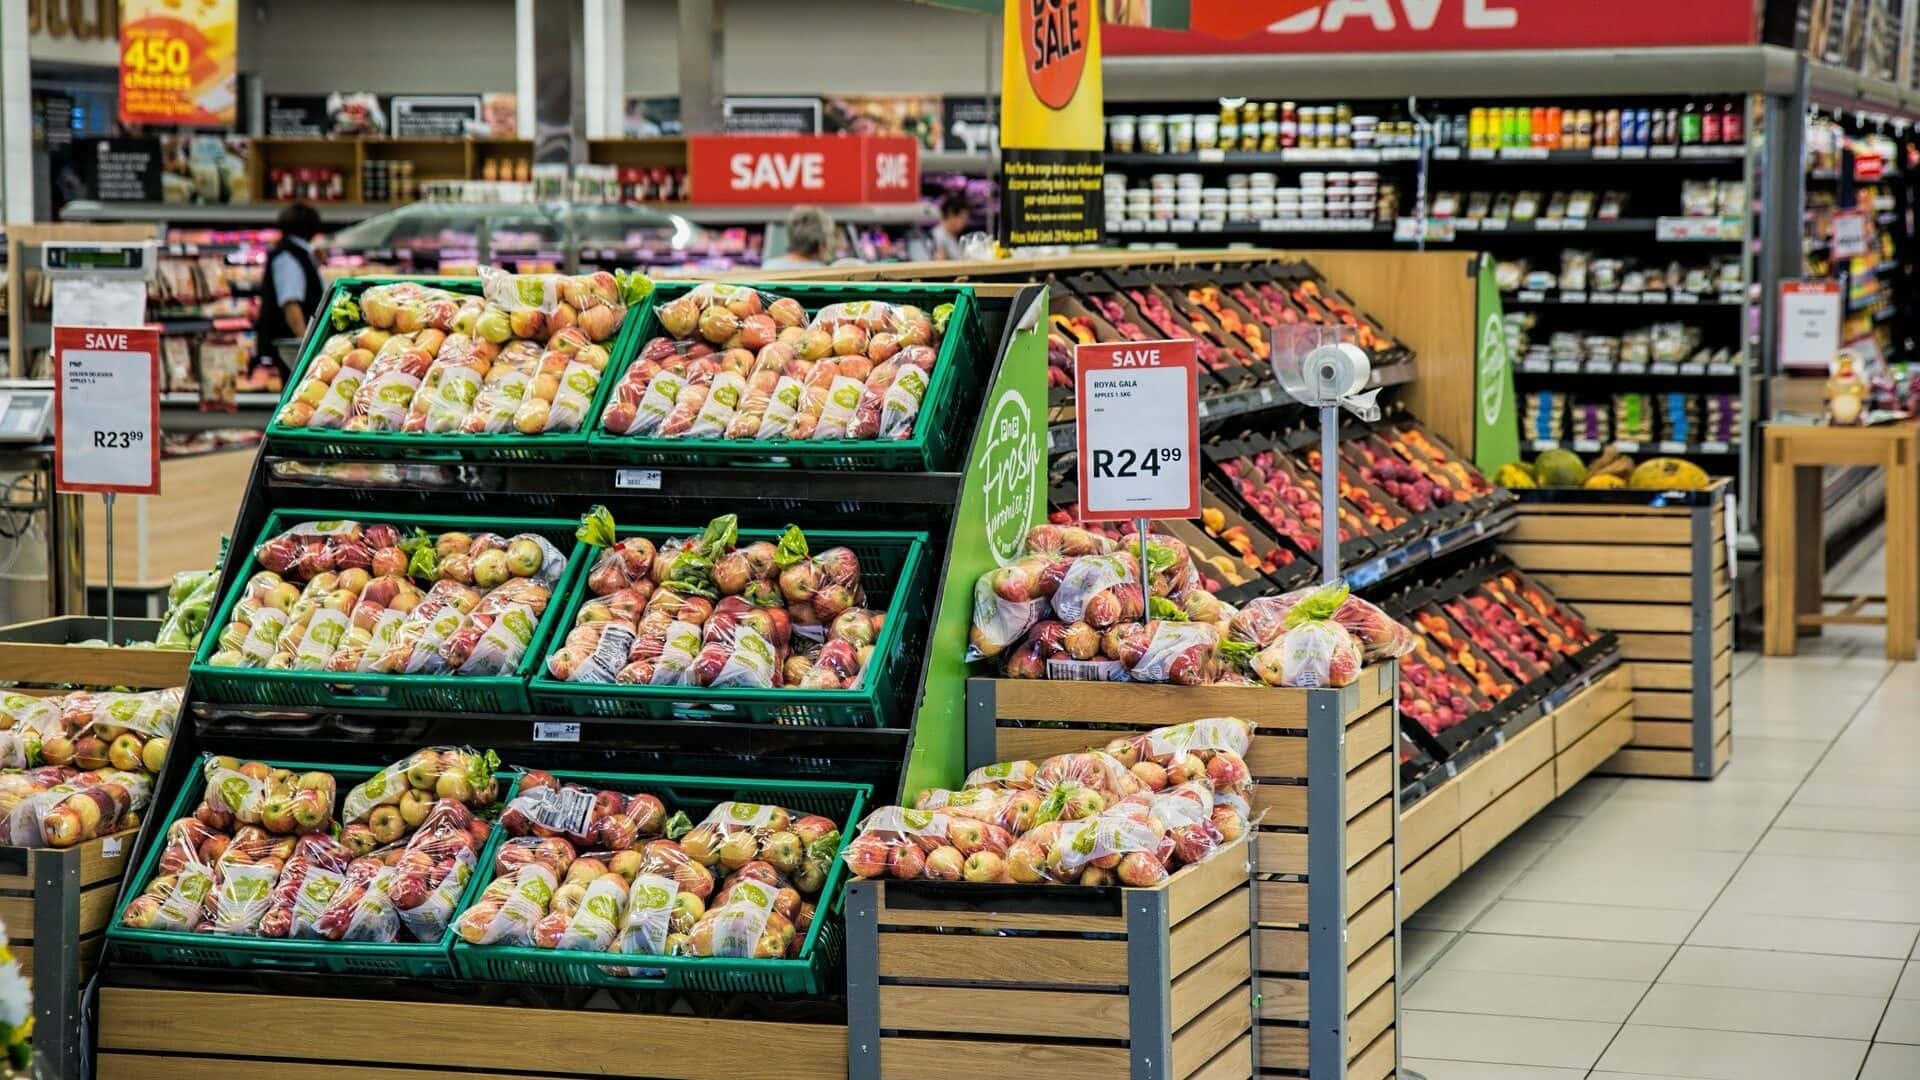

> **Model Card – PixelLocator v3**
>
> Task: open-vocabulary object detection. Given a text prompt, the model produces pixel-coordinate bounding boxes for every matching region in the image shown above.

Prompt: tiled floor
[1401,544,1920,1079]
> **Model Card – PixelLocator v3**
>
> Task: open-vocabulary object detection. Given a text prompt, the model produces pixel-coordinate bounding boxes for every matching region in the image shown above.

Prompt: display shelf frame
[1503,482,1734,778]
[964,671,1402,1080]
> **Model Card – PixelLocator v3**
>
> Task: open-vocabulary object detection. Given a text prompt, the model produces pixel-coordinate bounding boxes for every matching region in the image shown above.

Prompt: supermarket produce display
[78,249,1651,1080]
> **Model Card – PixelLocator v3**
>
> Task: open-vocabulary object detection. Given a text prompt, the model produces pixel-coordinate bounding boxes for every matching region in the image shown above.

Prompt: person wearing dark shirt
[255,203,324,379]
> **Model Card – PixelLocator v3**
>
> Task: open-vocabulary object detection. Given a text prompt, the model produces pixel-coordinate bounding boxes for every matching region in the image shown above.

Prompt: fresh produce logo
[979,389,1041,565]
[1478,309,1506,426]
[1020,0,1093,111]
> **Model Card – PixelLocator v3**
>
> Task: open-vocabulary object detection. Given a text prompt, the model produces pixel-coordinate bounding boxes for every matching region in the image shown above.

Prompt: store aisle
[1399,548,1920,1079]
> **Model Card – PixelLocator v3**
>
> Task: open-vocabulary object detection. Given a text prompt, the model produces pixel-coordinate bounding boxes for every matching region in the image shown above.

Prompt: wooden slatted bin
[96,987,850,1080]
[845,834,1255,1080]
[1502,482,1733,778]
[961,670,1399,1080]
[2,828,137,1079]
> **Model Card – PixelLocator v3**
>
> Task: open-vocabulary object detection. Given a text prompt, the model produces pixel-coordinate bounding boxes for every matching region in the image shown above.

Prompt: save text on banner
[1073,339,1200,521]
[53,327,162,496]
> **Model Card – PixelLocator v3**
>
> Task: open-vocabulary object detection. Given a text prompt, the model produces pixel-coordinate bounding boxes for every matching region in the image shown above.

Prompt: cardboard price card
[1073,340,1199,522]
[53,327,161,496]
[120,0,238,127]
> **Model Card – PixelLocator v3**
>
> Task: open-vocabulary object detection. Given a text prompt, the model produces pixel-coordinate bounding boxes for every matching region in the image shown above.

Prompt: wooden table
[1764,420,1919,659]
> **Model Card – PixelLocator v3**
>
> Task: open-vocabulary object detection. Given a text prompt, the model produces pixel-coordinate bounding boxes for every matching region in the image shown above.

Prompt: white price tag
[615,468,663,490]
[1074,340,1201,522]
[54,326,160,495]
[533,721,581,743]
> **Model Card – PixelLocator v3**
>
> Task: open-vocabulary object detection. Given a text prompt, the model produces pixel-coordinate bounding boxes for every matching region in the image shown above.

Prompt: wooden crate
[1503,482,1733,778]
[1398,666,1634,919]
[966,670,1399,1080]
[97,986,848,1079]
[845,834,1254,1080]
[2,828,137,1079]
[0,617,190,691]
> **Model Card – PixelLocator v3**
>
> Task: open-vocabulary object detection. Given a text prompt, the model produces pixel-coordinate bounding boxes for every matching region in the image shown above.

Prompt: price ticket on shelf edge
[53,325,160,495]
[1073,339,1201,523]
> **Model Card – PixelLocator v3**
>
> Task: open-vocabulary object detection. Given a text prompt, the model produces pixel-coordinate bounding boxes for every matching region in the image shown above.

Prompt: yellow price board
[119,0,237,127]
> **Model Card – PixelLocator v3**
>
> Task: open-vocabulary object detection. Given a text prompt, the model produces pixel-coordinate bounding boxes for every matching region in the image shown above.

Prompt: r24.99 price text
[1091,446,1183,478]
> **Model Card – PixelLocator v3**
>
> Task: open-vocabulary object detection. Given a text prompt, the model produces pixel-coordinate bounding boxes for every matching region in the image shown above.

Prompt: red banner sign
[687,135,920,205]
[1105,0,1755,55]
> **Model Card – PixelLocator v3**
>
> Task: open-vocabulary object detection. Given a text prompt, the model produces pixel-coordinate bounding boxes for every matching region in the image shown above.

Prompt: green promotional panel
[902,290,1049,798]
[1473,255,1521,472]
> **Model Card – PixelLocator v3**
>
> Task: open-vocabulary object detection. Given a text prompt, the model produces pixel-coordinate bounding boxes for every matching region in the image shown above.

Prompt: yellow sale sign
[119,0,238,127]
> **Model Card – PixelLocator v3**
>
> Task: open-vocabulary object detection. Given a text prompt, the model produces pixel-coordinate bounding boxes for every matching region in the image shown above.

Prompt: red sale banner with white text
[687,135,919,204]
[1104,0,1756,55]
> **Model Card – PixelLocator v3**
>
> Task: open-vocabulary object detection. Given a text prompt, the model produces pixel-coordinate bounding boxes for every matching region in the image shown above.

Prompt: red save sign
[52,326,161,496]
[1105,0,1755,54]
[687,135,920,204]
[1075,339,1201,522]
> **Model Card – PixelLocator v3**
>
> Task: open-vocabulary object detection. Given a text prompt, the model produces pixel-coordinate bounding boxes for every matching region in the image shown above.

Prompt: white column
[515,0,537,138]
[584,0,624,138]
[0,0,33,222]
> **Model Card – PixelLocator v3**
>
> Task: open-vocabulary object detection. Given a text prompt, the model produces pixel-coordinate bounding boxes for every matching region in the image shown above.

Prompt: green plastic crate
[189,509,585,713]
[525,526,929,726]
[263,275,647,462]
[106,755,486,978]
[451,769,869,995]
[586,282,985,471]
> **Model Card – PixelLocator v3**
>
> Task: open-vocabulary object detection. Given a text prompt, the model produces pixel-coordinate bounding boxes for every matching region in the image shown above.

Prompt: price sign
[1074,340,1200,522]
[1832,209,1871,260]
[1777,280,1842,372]
[53,327,160,495]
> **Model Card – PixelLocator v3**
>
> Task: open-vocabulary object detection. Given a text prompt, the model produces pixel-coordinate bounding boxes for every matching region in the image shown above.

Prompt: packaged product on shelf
[340,746,501,827]
[602,286,948,443]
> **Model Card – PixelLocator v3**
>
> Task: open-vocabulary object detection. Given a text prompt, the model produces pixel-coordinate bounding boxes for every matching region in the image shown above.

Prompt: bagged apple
[498,770,682,851]
[314,857,403,942]
[390,799,486,941]
[342,746,499,826]
[677,801,835,887]
[258,833,354,939]
[454,862,558,946]
[119,832,218,932]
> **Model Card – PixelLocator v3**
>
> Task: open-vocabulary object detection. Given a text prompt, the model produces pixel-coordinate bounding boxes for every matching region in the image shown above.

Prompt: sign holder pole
[1321,404,1341,584]
[103,491,116,641]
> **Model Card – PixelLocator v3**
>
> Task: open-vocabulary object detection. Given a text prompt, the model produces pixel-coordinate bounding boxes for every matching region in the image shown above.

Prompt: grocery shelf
[1344,504,1520,590]
[1526,437,1737,456]
[1503,288,1745,307]
[1431,144,1746,164]
[1515,358,1743,377]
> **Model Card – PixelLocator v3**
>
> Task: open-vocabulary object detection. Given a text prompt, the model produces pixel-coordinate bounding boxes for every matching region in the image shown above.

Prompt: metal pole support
[845,879,881,1080]
[1690,502,1718,778]
[1306,687,1349,1079]
[1127,888,1174,1080]
[33,848,82,1080]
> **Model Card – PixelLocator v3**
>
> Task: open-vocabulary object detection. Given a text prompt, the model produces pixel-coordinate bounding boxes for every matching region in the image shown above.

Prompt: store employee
[256,202,325,374]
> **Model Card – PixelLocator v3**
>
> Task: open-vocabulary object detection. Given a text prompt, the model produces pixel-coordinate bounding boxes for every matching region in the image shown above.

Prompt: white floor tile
[1472,898,1700,944]
[1400,1059,1586,1079]
[1595,1024,1869,1080]
[1686,907,1919,959]
[1403,968,1648,1023]
[1860,1041,1920,1079]
[1400,1010,1618,1070]
[1627,982,1886,1040]
[1879,998,1920,1044]
[1430,932,1676,982]
[1657,944,1898,998]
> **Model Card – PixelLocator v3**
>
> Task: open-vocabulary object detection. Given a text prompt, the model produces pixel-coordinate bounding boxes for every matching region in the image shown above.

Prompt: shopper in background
[255,202,325,381]
[932,192,972,260]
[763,205,839,270]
